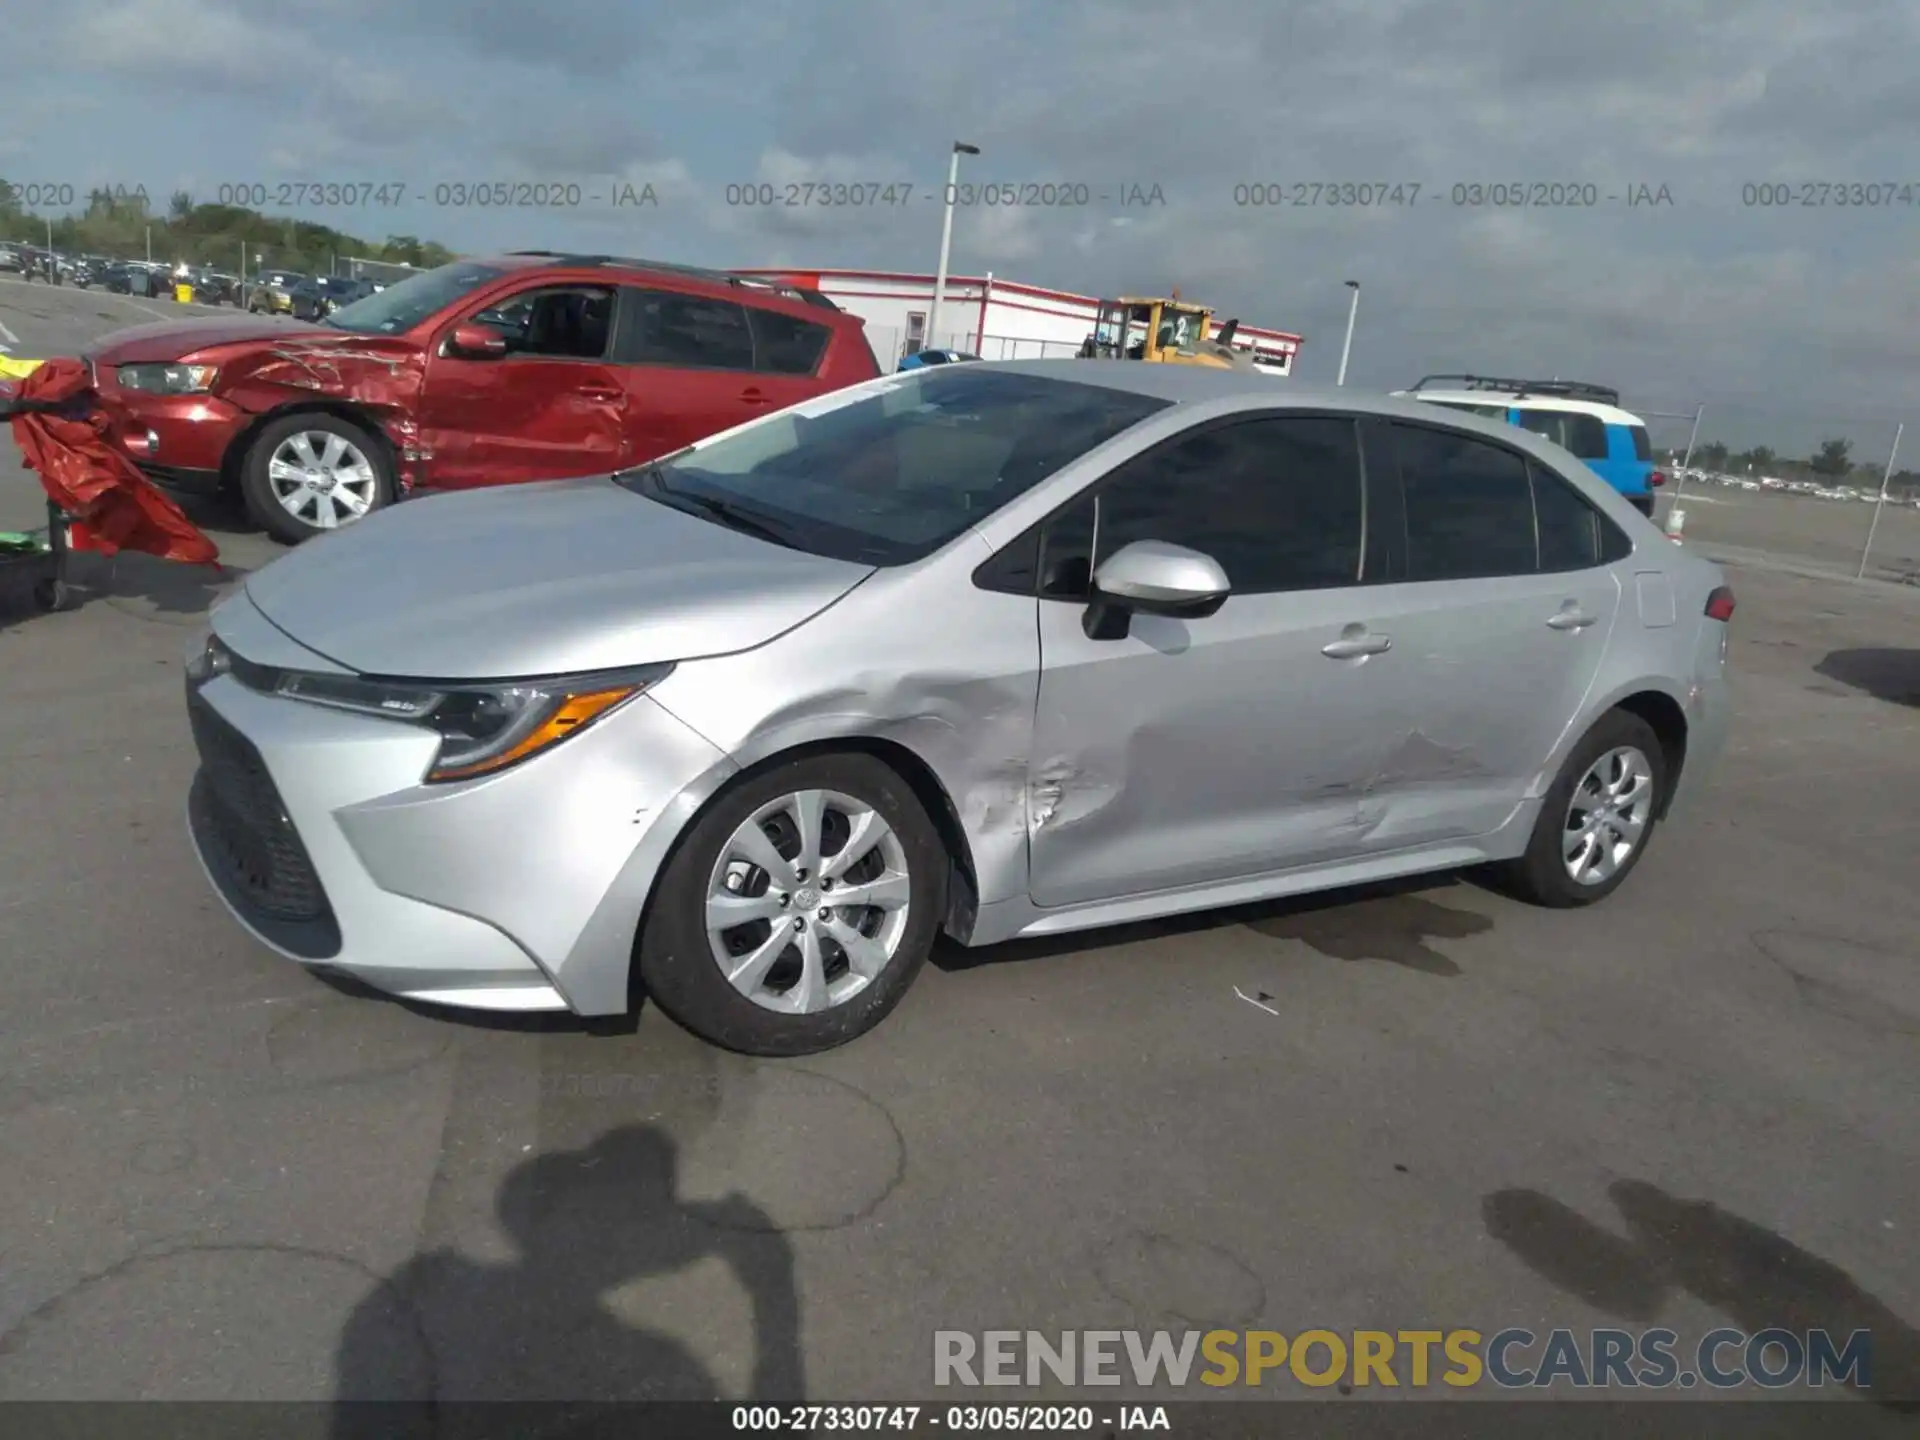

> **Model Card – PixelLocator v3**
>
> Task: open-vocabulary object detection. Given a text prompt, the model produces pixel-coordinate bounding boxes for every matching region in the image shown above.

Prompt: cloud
[9,0,1920,450]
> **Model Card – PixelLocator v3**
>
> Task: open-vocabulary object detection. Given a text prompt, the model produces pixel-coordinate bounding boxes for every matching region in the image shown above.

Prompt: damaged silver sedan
[182,360,1732,1055]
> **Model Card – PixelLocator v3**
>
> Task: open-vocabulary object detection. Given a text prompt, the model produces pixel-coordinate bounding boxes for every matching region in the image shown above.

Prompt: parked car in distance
[898,348,981,371]
[288,275,375,321]
[81,251,882,543]
[182,362,1733,1056]
[189,269,242,306]
[245,270,309,314]
[1397,375,1666,516]
[0,242,28,274]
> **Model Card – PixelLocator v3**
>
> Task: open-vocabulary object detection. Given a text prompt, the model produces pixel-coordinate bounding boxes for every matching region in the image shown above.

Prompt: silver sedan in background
[182,362,1733,1055]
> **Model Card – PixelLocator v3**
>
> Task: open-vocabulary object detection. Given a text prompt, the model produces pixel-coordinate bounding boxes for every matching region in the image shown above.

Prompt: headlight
[119,362,217,394]
[266,664,674,783]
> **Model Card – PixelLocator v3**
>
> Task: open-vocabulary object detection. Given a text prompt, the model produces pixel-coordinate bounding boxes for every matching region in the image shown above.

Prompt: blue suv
[1397,375,1665,516]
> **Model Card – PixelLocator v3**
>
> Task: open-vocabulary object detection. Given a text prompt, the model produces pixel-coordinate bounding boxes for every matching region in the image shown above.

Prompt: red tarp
[4,356,220,564]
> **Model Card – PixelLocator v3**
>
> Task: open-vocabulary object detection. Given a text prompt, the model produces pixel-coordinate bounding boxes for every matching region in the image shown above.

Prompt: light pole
[1857,421,1904,580]
[927,142,979,354]
[1335,280,1360,386]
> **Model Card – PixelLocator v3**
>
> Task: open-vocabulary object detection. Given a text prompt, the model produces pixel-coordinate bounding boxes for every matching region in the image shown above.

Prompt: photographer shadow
[331,1123,803,1440]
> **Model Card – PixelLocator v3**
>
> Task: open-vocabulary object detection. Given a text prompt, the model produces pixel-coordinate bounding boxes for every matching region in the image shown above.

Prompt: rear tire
[239,413,392,545]
[638,752,947,1056]
[1491,709,1667,908]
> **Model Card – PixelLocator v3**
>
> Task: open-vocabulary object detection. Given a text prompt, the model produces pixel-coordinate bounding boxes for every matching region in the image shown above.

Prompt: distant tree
[1697,441,1730,468]
[1747,444,1776,472]
[0,178,18,216]
[169,190,193,220]
[1809,437,1853,478]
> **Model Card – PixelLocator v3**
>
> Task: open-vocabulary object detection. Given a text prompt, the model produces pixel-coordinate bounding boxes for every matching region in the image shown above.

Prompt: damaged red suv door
[415,283,631,489]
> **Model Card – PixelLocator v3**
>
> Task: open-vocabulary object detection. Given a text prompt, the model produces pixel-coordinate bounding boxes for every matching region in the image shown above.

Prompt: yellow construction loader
[1077,295,1259,371]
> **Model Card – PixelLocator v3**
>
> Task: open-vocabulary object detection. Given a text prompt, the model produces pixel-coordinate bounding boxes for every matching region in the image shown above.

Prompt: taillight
[1705,585,1735,621]
[1649,470,1667,487]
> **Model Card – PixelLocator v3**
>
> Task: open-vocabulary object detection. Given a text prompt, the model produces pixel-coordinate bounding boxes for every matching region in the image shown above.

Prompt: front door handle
[1547,609,1597,630]
[1321,634,1392,659]
[576,386,624,403]
[740,387,772,406]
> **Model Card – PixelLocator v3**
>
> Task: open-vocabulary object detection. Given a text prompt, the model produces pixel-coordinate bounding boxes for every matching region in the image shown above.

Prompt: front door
[417,283,627,490]
[1026,414,1411,909]
[1343,420,1622,850]
[611,287,771,464]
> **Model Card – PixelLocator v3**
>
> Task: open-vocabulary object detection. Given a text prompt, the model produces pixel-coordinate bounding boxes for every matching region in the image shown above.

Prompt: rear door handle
[1547,609,1597,630]
[1321,634,1392,659]
[576,386,623,403]
[740,387,772,406]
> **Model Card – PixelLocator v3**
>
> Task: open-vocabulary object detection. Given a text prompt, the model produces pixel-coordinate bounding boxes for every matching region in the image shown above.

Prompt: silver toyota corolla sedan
[183,361,1733,1055]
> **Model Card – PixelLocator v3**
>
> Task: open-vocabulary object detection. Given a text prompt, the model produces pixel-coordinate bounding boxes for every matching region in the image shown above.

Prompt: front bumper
[184,597,736,1015]
[90,379,247,477]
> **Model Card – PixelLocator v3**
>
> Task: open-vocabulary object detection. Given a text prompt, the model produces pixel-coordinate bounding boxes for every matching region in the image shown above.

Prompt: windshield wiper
[673,493,802,548]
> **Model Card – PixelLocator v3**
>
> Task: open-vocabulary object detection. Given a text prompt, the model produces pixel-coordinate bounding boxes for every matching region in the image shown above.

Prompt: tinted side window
[1512,408,1606,460]
[1532,463,1602,571]
[1040,417,1365,599]
[748,307,831,375]
[616,288,755,369]
[470,285,614,359]
[1393,424,1538,581]
[1629,426,1653,461]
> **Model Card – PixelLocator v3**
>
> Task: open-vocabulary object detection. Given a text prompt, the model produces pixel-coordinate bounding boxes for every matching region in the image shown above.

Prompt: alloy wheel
[1562,745,1654,886]
[704,789,913,1015]
[266,430,379,530]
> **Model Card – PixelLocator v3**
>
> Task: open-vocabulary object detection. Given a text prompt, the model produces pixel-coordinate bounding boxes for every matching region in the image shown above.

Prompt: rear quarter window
[1629,425,1653,461]
[748,307,831,376]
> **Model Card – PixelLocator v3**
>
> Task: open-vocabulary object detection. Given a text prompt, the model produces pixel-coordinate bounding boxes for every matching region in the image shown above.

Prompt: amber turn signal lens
[426,684,637,782]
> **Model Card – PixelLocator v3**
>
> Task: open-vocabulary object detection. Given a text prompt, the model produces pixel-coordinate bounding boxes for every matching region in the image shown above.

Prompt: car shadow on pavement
[1484,1180,1920,1411]
[329,1123,805,1434]
[933,873,1490,975]
[1814,649,1920,707]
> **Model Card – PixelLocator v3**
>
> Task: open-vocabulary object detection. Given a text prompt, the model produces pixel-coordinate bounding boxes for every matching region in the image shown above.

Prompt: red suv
[82,253,881,543]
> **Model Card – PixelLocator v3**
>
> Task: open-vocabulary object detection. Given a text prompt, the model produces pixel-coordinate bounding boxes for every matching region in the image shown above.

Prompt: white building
[736,267,1303,376]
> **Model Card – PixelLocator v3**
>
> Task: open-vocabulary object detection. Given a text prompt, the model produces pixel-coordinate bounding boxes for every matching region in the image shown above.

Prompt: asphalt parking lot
[1,279,1917,1424]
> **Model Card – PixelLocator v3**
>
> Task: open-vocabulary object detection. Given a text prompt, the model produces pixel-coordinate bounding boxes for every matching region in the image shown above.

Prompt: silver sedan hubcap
[267,431,377,529]
[705,789,912,1015]
[1562,745,1654,885]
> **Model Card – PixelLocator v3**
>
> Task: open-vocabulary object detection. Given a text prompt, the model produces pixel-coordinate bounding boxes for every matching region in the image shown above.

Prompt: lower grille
[186,690,331,927]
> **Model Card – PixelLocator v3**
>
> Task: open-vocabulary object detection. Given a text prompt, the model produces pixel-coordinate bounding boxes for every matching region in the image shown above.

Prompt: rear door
[1339,420,1623,850]
[416,282,626,489]
[609,287,764,464]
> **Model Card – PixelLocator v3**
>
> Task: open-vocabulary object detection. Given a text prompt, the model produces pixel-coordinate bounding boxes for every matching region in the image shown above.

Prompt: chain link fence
[1627,397,1920,587]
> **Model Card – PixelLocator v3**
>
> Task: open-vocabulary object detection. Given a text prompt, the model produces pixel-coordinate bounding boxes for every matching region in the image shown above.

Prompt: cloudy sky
[4,0,1918,459]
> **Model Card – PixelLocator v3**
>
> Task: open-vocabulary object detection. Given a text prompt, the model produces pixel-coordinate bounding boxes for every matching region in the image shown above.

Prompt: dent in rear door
[613,287,764,463]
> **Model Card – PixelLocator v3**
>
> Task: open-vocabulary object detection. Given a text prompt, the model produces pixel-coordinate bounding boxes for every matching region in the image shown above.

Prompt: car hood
[242,478,877,678]
[85,316,335,364]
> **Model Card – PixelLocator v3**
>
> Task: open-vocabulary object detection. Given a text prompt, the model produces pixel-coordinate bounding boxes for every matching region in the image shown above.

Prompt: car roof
[974,359,1433,415]
[1397,388,1646,427]
[468,252,850,317]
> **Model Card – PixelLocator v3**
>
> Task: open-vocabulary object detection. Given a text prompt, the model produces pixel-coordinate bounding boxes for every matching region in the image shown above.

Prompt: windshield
[325,261,505,335]
[614,367,1169,565]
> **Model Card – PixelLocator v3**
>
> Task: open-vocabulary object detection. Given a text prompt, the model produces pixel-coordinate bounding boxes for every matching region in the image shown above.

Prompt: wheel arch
[1610,688,1689,818]
[623,733,984,1006]
[222,400,402,500]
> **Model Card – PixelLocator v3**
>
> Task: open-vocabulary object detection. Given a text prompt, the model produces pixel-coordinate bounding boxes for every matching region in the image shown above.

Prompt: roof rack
[1410,373,1620,406]
[503,252,840,311]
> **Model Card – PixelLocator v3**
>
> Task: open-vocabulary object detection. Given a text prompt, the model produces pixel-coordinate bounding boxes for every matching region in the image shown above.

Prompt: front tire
[638,753,947,1056]
[1491,709,1666,908]
[239,413,391,545]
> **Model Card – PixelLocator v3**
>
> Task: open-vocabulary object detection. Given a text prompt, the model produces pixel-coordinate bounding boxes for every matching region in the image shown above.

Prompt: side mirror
[1083,539,1231,640]
[446,323,508,359]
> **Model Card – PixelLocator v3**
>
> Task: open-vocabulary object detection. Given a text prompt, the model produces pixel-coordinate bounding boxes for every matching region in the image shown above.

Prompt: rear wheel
[1491,709,1666,907]
[637,753,946,1056]
[239,413,391,544]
